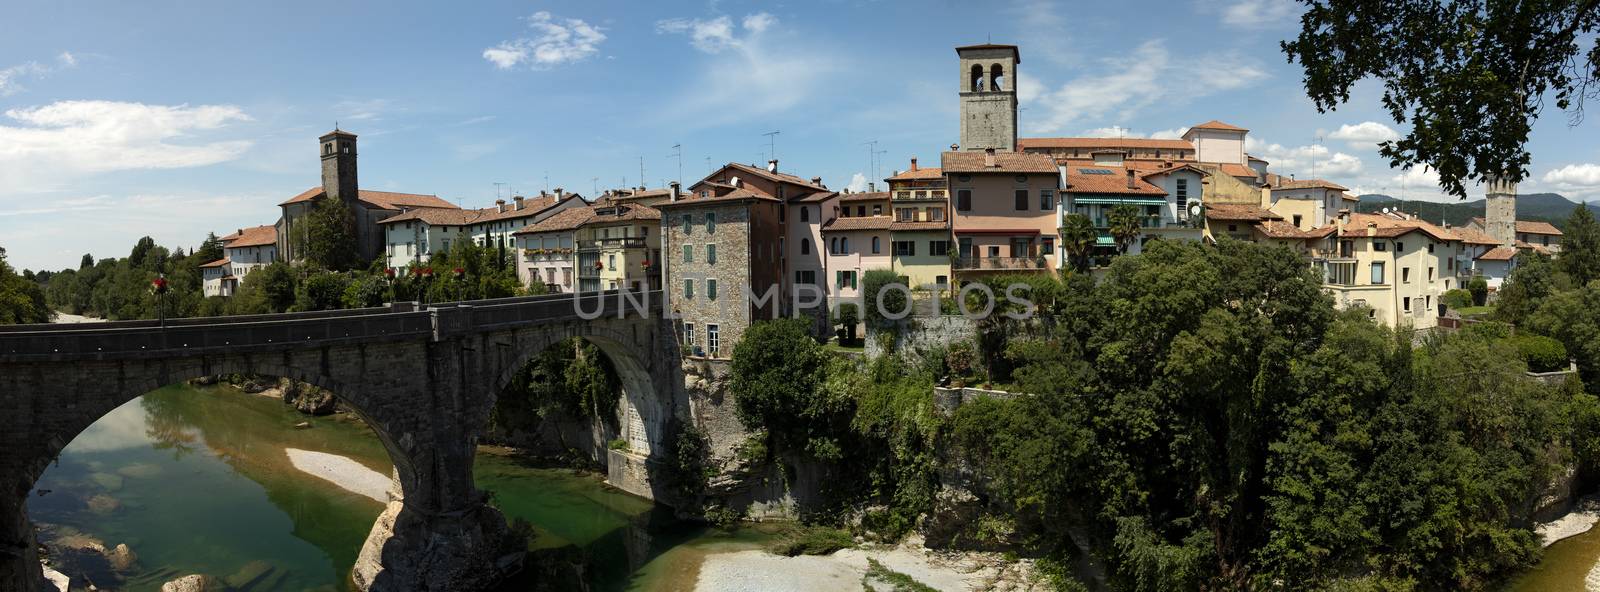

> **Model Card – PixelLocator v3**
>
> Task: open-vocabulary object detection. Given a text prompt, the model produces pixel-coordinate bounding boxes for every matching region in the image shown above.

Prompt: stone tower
[956,44,1019,152]
[318,129,364,255]
[1485,175,1517,246]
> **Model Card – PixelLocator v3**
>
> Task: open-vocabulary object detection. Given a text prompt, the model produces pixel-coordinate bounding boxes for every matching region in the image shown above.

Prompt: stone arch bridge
[0,291,677,591]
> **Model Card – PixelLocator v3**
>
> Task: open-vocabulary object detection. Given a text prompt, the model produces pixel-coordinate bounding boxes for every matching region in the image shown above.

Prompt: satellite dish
[1382,207,1391,214]
[1189,203,1202,217]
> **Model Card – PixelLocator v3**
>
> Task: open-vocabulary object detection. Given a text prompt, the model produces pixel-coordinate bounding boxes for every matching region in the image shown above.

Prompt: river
[27,383,774,591]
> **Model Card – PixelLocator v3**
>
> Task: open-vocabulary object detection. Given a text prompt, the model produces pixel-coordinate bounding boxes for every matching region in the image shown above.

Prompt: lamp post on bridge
[453,267,465,302]
[150,274,168,329]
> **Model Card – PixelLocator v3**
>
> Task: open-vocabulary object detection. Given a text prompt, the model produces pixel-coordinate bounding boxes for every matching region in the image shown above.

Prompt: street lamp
[150,274,169,328]
[453,267,465,302]
[384,267,396,303]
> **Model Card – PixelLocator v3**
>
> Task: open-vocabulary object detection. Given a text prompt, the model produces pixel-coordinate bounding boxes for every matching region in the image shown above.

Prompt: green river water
[27,384,772,592]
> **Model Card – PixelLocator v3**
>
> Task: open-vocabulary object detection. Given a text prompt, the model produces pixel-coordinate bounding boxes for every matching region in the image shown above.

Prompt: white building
[201,225,277,297]
[513,206,592,293]
[378,191,582,272]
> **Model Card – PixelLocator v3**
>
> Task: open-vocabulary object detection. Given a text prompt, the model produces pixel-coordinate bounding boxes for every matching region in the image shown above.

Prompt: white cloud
[1022,40,1267,134]
[1219,0,1299,29]
[1150,127,1190,140]
[1327,121,1400,148]
[0,53,76,97]
[1543,163,1600,188]
[846,172,868,192]
[0,100,252,192]
[483,11,606,70]
[654,12,839,125]
[1081,126,1143,138]
[1253,139,1363,178]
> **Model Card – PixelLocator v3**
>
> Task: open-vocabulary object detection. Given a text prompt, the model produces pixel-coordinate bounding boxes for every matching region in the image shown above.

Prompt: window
[796,270,816,285]
[896,208,915,222]
[684,323,696,348]
[683,279,694,299]
[1015,189,1028,210]
[682,215,691,234]
[1041,189,1054,210]
[705,213,716,233]
[1426,295,1432,310]
[893,241,915,256]
[1428,267,1435,281]
[835,270,857,290]
[1402,267,1411,283]
[800,207,810,222]
[1427,242,1435,253]
[1041,237,1055,255]
[1176,179,1189,209]
[607,254,616,270]
[707,244,717,264]
[930,207,945,221]
[871,237,881,254]
[1370,261,1386,284]
[1403,296,1412,312]
[957,189,972,211]
[682,244,693,263]
[1292,214,1303,228]
[640,226,648,238]
[872,205,882,216]
[1395,241,1405,252]
[842,237,850,253]
[930,240,950,256]
[708,324,720,357]
[707,279,718,301]
[800,238,811,255]
[830,237,838,254]
[958,237,973,257]
[988,245,1001,257]
[936,274,948,286]
[857,206,866,217]
[1374,242,1387,252]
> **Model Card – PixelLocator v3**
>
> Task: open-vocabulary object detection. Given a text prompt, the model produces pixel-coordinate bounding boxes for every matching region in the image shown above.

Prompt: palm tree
[1107,204,1144,255]
[1058,213,1097,272]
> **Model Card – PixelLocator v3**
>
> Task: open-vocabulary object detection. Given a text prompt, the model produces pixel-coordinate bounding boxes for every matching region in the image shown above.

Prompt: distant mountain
[1352,192,1597,231]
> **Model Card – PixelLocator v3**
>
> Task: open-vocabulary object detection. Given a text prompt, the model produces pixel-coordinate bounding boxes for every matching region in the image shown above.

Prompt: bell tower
[320,129,359,206]
[956,43,1019,152]
[1485,175,1517,247]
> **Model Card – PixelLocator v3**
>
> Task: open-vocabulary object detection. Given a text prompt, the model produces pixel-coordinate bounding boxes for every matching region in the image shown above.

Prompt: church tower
[320,129,359,207]
[956,44,1019,152]
[1485,175,1517,246]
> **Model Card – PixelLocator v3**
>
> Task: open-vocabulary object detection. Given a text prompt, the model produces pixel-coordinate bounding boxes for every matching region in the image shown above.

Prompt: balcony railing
[522,249,574,262]
[578,237,648,250]
[1089,216,1170,229]
[954,257,1047,271]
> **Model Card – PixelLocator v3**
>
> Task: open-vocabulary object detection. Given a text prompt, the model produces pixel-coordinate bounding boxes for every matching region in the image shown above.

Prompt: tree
[729,318,839,452]
[1468,275,1490,306]
[78,253,93,270]
[1107,204,1143,255]
[1284,0,1600,197]
[1495,253,1558,325]
[1059,213,1097,272]
[302,198,361,271]
[195,232,225,263]
[0,246,51,324]
[861,269,908,333]
[1558,204,1600,285]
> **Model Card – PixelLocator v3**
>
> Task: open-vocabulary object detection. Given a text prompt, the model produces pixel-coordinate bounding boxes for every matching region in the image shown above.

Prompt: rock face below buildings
[352,500,522,592]
[279,377,339,415]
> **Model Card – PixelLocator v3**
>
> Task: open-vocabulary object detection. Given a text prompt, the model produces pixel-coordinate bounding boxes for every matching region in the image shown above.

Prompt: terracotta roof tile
[1063,165,1168,195]
[200,257,230,268]
[1477,246,1517,261]
[823,216,893,232]
[886,167,945,181]
[1255,220,1321,239]
[1188,120,1249,132]
[839,191,890,203]
[223,225,277,248]
[657,187,781,208]
[793,191,838,203]
[1205,203,1283,221]
[1216,163,1259,179]
[1273,179,1349,191]
[585,203,661,224]
[890,220,951,231]
[1453,226,1502,245]
[515,206,595,235]
[280,187,459,210]
[723,162,830,192]
[941,151,1059,174]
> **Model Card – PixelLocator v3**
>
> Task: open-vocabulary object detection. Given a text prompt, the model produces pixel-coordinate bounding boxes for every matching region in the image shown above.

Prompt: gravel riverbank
[284,448,390,502]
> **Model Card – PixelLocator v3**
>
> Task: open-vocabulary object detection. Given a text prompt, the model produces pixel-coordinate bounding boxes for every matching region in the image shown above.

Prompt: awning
[1071,197,1168,205]
[1095,236,1115,246]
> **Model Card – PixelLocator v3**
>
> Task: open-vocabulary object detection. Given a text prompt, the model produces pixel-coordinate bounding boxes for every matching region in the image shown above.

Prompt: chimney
[909,157,919,172]
[767,159,779,173]
[984,148,997,168]
[868,182,877,192]
[496,199,506,213]
[669,181,681,202]
[950,143,959,151]
[1126,169,1136,190]
[514,195,525,210]
[1366,222,1378,237]
[811,176,822,186]
[555,187,565,198]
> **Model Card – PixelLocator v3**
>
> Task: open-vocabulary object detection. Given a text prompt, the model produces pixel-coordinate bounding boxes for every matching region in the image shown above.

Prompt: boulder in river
[161,574,221,592]
[86,493,121,515]
[108,543,137,572]
[280,377,338,415]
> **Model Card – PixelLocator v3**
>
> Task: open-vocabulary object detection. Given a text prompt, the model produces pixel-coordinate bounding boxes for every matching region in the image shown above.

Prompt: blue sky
[3,0,1598,272]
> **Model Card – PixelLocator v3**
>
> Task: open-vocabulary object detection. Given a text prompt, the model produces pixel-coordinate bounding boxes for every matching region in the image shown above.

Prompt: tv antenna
[862,140,878,182]
[1311,134,1324,179]
[762,130,780,161]
[668,144,683,185]
[639,156,646,189]
[493,182,506,204]
[591,177,599,196]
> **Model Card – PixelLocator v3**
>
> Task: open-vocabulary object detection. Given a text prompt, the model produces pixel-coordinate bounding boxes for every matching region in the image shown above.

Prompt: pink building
[942,149,1060,279]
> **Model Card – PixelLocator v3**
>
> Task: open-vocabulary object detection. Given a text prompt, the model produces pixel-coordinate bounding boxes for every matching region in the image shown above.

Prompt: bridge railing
[0,305,398,333]
[437,290,663,335]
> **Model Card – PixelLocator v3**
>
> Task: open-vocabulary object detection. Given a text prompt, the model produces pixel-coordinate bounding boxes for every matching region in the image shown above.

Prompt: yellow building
[575,202,662,292]
[1318,212,1472,330]
[885,158,953,290]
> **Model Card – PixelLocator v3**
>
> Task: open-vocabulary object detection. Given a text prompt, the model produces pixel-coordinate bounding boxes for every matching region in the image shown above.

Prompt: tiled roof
[890,220,951,231]
[586,203,662,224]
[200,257,230,268]
[839,191,890,203]
[823,216,893,231]
[793,191,838,203]
[1468,217,1565,235]
[514,206,595,235]
[1188,120,1249,132]
[1247,154,1268,163]
[724,162,830,192]
[656,187,781,208]
[1477,246,1517,261]
[886,167,945,181]
[224,225,277,248]
[1062,165,1167,196]
[1342,192,1360,201]
[1334,213,1457,241]
[1255,220,1321,239]
[941,151,1059,174]
[379,208,482,226]
[1452,226,1502,245]
[1017,137,1194,151]
[280,187,459,210]
[1205,203,1282,221]
[954,43,1021,61]
[379,194,572,226]
[1273,179,1349,191]
[1216,163,1259,179]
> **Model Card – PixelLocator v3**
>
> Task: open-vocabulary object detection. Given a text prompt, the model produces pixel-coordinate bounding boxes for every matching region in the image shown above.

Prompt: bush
[1513,334,1569,372]
[768,527,854,556]
[1468,275,1490,306]
[607,438,629,451]
[945,341,977,379]
[1441,289,1473,311]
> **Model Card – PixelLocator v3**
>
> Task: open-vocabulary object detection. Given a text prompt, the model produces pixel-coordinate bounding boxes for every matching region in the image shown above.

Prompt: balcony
[522,248,574,262]
[578,237,648,250]
[1322,259,1359,286]
[954,257,1048,271]
[1089,215,1169,229]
